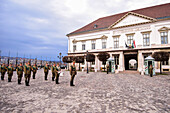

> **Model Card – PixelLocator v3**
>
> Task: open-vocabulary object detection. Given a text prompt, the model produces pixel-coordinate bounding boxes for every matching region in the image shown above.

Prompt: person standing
[24,61,32,86]
[0,63,7,80]
[51,63,56,81]
[16,63,24,84]
[70,61,77,86]
[55,63,61,84]
[149,64,153,77]
[7,63,15,82]
[32,63,38,79]
[44,63,50,80]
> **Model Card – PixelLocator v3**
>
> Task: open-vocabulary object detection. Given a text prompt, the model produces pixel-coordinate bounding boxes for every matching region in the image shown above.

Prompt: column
[138,51,143,72]
[119,52,124,71]
[95,55,98,72]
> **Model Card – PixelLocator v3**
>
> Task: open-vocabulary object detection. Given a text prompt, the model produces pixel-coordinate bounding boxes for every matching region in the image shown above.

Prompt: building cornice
[68,46,170,55]
[71,35,108,42]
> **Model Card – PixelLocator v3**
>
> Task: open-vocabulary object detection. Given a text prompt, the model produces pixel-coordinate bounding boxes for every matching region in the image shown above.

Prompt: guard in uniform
[24,62,32,86]
[1,63,7,80]
[149,64,153,77]
[7,63,15,82]
[55,63,61,84]
[32,63,38,79]
[70,61,77,86]
[51,63,56,81]
[106,63,109,74]
[17,63,24,84]
[44,63,50,80]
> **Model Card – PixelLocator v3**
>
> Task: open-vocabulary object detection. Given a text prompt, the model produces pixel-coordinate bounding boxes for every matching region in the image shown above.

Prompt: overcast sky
[0,0,169,61]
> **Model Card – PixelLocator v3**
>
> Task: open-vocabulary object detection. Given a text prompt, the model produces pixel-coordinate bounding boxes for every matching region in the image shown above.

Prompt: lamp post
[41,56,42,68]
[8,51,10,66]
[86,50,88,74]
[30,54,31,65]
[16,51,18,66]
[58,52,63,67]
[0,50,1,64]
[23,54,25,65]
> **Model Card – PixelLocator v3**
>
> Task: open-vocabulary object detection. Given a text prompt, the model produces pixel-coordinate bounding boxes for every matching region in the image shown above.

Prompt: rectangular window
[127,35,133,45]
[161,32,168,44]
[82,44,85,50]
[82,42,86,50]
[73,43,76,52]
[113,37,119,48]
[143,33,150,46]
[92,60,95,65]
[91,40,96,50]
[162,60,169,65]
[102,39,107,49]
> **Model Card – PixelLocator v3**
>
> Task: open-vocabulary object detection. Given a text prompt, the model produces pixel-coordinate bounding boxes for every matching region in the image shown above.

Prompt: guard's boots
[8,78,11,82]
[33,75,35,79]
[18,79,21,84]
[27,82,30,86]
[56,79,59,84]
[52,77,54,81]
[70,81,75,86]
[25,80,27,86]
[45,76,48,80]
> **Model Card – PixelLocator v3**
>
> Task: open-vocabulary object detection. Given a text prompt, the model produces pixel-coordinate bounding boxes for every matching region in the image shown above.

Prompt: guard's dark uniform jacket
[17,66,24,84]
[70,65,77,86]
[24,65,32,86]
[7,66,14,82]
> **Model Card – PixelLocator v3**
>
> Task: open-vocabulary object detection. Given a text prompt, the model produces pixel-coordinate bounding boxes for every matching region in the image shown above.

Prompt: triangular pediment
[109,12,156,29]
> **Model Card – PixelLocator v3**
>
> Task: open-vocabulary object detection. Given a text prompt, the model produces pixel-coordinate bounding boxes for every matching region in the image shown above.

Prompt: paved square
[0,69,170,113]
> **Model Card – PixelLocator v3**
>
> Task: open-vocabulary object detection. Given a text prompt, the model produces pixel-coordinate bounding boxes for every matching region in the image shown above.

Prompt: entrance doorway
[124,54,138,70]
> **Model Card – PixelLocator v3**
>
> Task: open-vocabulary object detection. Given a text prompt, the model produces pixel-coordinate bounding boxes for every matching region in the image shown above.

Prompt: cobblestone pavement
[0,69,170,113]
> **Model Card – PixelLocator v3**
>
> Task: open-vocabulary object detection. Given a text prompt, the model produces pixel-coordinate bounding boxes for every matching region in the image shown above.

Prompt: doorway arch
[124,54,138,70]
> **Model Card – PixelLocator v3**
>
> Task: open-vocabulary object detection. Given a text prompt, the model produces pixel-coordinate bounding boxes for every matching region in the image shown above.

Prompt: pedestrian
[44,63,50,80]
[70,61,77,86]
[24,61,32,86]
[149,64,153,77]
[0,63,7,80]
[32,63,38,79]
[7,63,15,82]
[16,63,24,84]
[55,63,61,84]
[51,63,56,81]
[106,63,109,74]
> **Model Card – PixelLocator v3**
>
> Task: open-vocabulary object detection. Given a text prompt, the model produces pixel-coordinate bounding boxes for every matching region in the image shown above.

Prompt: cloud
[0,0,169,60]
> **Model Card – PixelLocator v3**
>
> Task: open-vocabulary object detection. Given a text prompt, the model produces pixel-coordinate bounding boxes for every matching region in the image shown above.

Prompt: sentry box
[144,56,155,75]
[107,57,115,73]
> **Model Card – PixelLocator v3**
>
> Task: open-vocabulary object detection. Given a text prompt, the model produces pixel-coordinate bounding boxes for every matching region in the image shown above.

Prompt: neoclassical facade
[67,3,170,72]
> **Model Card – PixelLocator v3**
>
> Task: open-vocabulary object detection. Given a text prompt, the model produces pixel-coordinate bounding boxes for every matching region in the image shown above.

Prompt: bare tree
[74,56,84,71]
[97,52,110,72]
[62,56,74,70]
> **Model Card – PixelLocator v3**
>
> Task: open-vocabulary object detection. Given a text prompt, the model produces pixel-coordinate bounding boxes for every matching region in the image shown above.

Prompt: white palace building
[67,3,170,73]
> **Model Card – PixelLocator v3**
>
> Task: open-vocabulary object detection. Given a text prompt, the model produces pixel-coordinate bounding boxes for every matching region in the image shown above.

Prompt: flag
[133,40,136,48]
[125,42,128,48]
[132,40,136,48]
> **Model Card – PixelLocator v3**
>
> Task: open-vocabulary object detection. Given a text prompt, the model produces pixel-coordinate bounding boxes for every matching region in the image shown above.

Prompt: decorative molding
[101,35,108,39]
[158,27,170,32]
[125,33,135,36]
[109,12,157,29]
[112,35,120,38]
[71,35,108,42]
[72,39,77,43]
[141,30,152,34]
